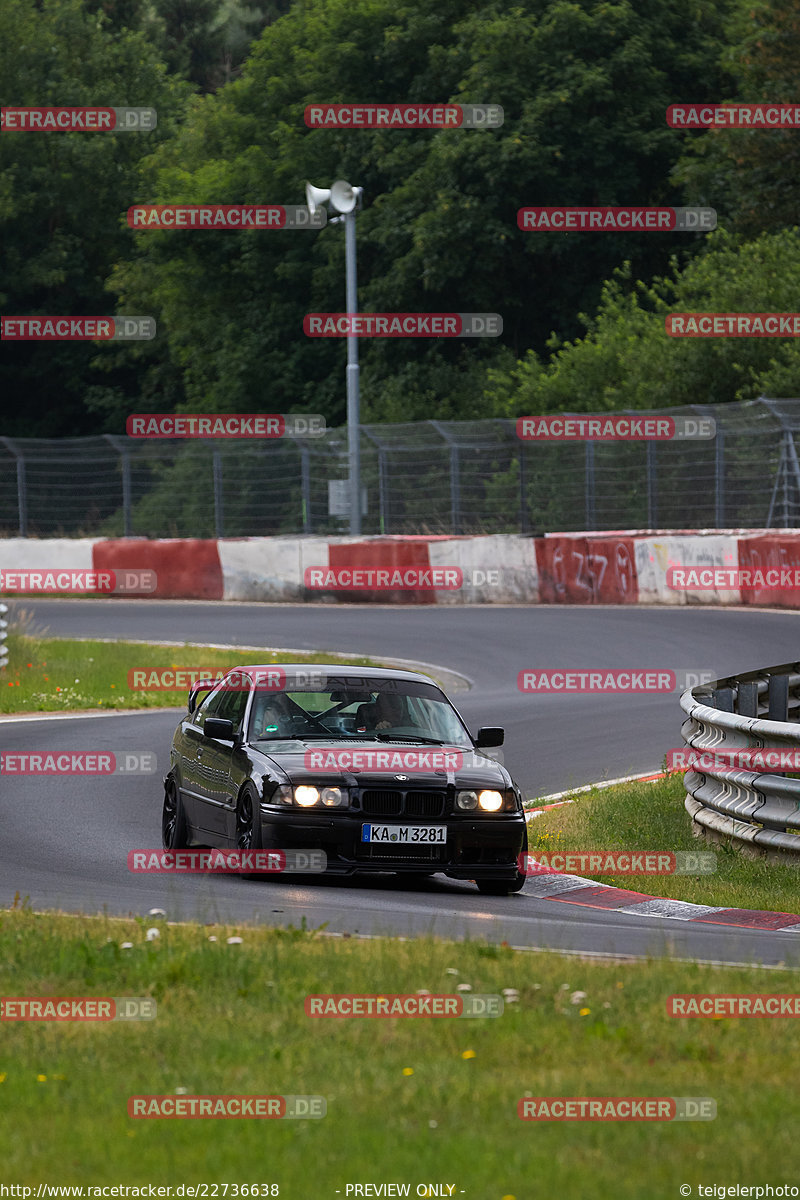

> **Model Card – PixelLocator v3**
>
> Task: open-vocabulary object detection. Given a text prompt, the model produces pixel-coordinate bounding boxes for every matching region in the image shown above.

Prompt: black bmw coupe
[162,664,528,895]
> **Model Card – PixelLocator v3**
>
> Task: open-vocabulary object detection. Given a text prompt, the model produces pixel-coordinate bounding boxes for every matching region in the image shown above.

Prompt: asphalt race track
[3,598,800,966]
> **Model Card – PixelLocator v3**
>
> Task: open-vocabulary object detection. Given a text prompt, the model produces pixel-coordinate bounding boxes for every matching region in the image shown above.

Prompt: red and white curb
[524,775,800,933]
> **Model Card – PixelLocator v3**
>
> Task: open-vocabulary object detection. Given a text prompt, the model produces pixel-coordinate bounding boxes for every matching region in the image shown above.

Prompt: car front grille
[356,843,445,861]
[360,789,446,818]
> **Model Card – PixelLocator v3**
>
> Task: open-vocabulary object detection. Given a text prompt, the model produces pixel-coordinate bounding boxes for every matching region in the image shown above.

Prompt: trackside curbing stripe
[525,772,800,932]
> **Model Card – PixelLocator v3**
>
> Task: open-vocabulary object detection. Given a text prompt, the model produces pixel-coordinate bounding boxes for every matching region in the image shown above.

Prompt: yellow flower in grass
[36,1074,46,1082]
[580,1008,591,1016]
[461,1050,476,1060]
[402,1067,414,1076]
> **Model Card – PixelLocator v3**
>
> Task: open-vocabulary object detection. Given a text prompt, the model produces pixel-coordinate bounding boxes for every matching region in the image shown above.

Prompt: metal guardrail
[0,602,7,670]
[680,661,800,855]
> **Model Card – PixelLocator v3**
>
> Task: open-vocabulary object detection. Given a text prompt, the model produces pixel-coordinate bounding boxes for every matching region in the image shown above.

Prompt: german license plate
[361,824,447,845]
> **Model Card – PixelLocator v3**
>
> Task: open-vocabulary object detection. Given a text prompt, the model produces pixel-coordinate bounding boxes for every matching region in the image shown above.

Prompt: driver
[253,691,295,738]
[373,692,410,730]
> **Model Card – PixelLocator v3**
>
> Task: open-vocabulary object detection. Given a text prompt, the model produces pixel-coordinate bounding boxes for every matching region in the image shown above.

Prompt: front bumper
[258,808,526,879]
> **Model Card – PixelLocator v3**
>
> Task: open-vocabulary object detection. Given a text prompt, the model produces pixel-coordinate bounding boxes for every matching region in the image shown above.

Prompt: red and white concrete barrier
[3,530,800,605]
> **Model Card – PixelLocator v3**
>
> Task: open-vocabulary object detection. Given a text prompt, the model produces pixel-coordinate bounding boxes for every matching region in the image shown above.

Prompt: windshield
[247,677,471,745]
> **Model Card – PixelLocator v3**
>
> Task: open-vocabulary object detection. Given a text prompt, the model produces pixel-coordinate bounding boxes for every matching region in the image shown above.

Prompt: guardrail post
[737,680,759,717]
[712,686,734,712]
[0,603,8,670]
[768,674,789,721]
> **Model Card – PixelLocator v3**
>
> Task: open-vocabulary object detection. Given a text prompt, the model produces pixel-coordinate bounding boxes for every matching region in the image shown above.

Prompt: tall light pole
[305,179,364,535]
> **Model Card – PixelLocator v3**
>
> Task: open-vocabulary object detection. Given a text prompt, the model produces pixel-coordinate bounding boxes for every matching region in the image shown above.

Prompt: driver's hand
[376,720,391,729]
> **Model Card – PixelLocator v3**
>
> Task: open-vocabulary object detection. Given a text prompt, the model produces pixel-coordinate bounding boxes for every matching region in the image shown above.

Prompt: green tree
[107,0,734,429]
[0,0,190,436]
[484,227,800,415]
[674,0,800,236]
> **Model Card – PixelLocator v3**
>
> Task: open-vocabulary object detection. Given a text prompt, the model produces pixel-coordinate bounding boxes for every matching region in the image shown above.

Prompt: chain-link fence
[2,397,800,538]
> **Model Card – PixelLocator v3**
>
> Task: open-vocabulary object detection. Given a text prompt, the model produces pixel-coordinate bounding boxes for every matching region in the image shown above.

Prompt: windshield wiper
[373,733,450,745]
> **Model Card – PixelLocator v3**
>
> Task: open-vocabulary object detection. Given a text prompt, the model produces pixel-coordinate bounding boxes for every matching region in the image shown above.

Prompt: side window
[194,687,225,725]
[213,686,249,733]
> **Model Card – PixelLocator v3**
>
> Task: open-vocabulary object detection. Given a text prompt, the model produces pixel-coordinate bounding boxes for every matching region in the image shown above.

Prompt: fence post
[519,444,528,533]
[0,438,28,536]
[0,603,7,670]
[300,445,312,534]
[714,428,725,527]
[646,441,657,527]
[585,442,596,530]
[103,434,133,536]
[212,450,224,538]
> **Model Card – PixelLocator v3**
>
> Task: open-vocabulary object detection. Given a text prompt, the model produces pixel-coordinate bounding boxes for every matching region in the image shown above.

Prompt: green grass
[2,906,800,1194]
[528,773,800,912]
[0,634,384,713]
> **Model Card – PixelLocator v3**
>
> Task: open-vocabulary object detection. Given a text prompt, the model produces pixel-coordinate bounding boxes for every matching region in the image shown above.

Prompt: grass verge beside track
[528,773,800,912]
[0,635,382,714]
[1,906,800,1192]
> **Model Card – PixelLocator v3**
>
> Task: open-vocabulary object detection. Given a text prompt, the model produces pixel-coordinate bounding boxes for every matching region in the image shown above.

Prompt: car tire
[476,830,528,896]
[162,773,189,850]
[235,783,266,880]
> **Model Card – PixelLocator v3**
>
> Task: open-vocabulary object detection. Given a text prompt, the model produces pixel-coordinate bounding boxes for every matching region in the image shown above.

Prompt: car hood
[250,737,510,788]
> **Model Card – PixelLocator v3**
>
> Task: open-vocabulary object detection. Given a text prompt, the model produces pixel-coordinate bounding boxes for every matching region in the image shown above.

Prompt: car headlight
[294,785,320,807]
[456,790,479,811]
[320,786,345,807]
[478,789,504,811]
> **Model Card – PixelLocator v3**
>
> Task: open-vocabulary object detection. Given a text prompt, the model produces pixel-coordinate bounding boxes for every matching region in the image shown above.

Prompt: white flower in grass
[570,991,587,1005]
[226,936,243,945]
[148,908,166,918]
[120,942,133,950]
[175,1087,188,1095]
[456,983,472,993]
[208,936,217,942]
[145,928,160,941]
[502,988,520,1003]
[445,968,459,975]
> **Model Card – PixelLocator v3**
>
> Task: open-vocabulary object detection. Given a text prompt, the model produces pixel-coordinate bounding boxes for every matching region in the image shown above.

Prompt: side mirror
[204,717,236,742]
[475,727,504,748]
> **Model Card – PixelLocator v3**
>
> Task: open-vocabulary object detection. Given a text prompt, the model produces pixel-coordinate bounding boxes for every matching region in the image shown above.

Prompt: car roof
[227,663,436,685]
